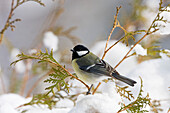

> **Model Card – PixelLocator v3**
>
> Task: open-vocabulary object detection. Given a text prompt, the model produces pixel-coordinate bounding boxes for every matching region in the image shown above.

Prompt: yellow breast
[72,59,107,85]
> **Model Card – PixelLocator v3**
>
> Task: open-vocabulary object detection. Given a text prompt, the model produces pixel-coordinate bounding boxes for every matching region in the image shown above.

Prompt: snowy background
[0,0,170,113]
[0,40,170,113]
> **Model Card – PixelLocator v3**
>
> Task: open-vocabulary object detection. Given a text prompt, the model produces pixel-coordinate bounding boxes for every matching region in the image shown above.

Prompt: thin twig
[102,6,121,60]
[149,101,159,113]
[0,73,6,93]
[20,60,31,96]
[12,56,90,90]
[103,0,162,69]
[114,33,147,69]
[0,0,44,44]
[104,36,124,54]
[117,21,127,33]
[117,102,135,113]
[95,6,122,94]
[92,82,101,95]
[9,69,16,93]
[168,108,170,113]
[47,60,90,90]
[114,24,159,69]
[0,0,15,44]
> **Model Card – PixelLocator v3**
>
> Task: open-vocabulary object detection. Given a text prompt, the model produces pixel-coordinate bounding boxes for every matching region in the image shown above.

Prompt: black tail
[112,72,137,87]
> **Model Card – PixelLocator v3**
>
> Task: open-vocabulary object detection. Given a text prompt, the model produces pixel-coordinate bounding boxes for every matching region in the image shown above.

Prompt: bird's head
[71,45,89,60]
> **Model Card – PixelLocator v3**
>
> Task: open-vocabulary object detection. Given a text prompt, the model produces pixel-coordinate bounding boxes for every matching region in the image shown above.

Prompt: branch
[0,0,45,44]
[11,50,90,91]
[93,6,122,95]
[117,77,150,113]
[117,102,135,113]
[102,6,121,60]
[114,0,167,69]
[113,33,147,69]
[92,82,101,95]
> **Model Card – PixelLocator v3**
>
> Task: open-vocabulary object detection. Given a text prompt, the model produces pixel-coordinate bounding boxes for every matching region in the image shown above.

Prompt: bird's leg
[86,84,93,95]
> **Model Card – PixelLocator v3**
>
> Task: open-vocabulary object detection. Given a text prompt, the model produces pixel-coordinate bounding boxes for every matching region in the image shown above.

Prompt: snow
[141,9,157,28]
[142,0,170,35]
[128,54,170,112]
[70,94,122,113]
[20,106,71,113]
[0,93,31,113]
[56,98,74,108]
[0,93,30,108]
[10,48,26,73]
[0,103,18,113]
[28,49,38,55]
[145,0,159,10]
[69,81,124,113]
[43,31,59,52]
[157,6,170,35]
[160,50,170,60]
[0,93,72,113]
[132,44,147,56]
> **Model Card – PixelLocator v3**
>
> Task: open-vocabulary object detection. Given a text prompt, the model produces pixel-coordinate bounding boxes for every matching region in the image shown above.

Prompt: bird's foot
[86,84,93,95]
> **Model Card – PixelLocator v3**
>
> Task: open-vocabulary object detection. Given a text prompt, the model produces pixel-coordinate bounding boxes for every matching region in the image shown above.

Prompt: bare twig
[20,60,31,96]
[114,33,147,69]
[113,6,161,69]
[168,108,170,113]
[149,100,159,113]
[0,73,6,93]
[102,6,121,60]
[92,82,101,95]
[0,0,15,44]
[104,36,124,55]
[95,6,122,94]
[117,102,135,113]
[0,0,44,44]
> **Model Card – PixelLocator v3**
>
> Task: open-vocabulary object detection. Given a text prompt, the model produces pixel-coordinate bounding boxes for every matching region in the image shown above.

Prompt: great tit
[71,45,136,92]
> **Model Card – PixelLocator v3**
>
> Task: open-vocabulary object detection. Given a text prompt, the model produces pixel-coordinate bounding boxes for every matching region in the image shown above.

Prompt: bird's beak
[70,49,74,52]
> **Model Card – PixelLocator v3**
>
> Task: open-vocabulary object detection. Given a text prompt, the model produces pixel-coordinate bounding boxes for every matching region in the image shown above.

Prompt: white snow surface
[69,81,128,113]
[0,93,31,113]
[157,6,170,35]
[43,31,59,52]
[127,53,170,112]
[70,94,121,113]
[142,3,170,35]
[0,103,18,113]
[132,44,147,56]
[142,0,170,35]
[10,48,26,73]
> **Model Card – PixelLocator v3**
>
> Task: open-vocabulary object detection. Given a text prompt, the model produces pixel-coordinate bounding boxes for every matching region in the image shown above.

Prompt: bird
[71,44,137,94]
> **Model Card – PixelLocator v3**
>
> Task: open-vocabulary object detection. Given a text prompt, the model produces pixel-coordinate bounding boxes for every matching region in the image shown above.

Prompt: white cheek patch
[77,50,88,56]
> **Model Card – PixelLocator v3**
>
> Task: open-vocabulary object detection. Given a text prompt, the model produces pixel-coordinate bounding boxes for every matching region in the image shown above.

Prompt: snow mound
[43,31,59,52]
[128,54,170,112]
[69,94,123,113]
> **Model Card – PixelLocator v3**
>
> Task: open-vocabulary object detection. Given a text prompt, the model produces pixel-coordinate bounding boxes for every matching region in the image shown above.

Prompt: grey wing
[79,59,113,77]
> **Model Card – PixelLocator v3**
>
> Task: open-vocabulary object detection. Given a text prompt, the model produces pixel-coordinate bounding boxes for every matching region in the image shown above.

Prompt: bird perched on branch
[71,45,137,94]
